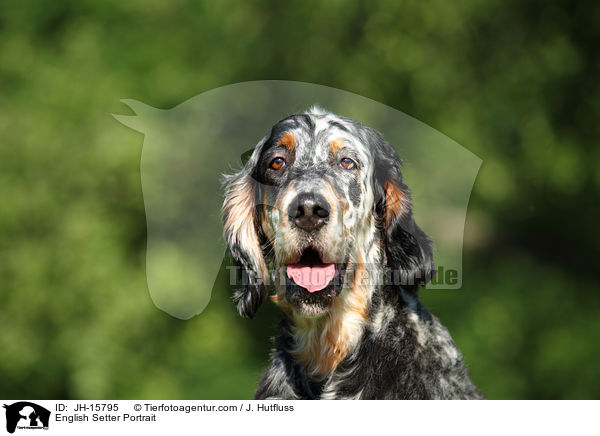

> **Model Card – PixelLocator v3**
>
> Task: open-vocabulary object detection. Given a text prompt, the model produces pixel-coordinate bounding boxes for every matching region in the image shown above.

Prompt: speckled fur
[222,107,482,400]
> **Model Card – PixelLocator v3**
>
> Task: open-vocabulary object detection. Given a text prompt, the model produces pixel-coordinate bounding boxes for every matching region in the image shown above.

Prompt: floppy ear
[222,143,269,318]
[372,139,434,291]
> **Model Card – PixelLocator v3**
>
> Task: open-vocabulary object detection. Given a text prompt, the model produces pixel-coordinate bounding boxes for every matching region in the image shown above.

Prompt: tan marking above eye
[279,133,296,151]
[329,137,345,153]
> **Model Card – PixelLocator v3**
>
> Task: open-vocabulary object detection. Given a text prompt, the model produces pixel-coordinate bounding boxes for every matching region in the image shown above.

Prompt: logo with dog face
[3,402,50,433]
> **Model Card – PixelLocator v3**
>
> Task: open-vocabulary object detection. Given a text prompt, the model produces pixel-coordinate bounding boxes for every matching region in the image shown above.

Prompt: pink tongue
[287,263,336,293]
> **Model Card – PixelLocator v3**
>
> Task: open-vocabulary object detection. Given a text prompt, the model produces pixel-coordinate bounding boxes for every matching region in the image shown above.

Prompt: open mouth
[284,247,348,314]
[286,247,338,293]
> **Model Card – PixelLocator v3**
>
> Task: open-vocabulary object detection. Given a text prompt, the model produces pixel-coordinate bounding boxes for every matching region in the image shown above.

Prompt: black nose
[289,192,330,231]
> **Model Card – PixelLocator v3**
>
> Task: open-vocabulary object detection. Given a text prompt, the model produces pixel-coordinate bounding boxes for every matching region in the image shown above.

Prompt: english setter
[222,107,482,399]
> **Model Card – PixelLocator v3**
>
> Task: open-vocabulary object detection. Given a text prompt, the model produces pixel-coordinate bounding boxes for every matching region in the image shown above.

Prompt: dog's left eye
[339,158,356,170]
[270,157,286,170]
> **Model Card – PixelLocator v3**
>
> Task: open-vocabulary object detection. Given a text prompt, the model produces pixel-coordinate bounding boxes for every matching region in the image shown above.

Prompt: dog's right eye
[339,157,356,170]
[270,157,286,170]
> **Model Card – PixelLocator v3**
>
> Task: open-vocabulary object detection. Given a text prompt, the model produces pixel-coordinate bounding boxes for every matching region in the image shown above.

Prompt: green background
[1,0,599,399]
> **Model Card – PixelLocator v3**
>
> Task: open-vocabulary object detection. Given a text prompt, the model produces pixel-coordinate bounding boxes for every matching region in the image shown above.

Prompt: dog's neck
[289,261,377,377]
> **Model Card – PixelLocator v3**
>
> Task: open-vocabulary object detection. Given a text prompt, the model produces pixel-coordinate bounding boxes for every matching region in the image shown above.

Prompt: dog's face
[254,111,379,316]
[222,107,433,319]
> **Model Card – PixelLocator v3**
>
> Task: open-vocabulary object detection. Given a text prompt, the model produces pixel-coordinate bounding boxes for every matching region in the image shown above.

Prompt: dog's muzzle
[284,192,347,312]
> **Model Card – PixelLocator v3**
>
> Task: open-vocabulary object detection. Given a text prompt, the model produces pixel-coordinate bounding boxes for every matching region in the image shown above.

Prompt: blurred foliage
[1,0,599,399]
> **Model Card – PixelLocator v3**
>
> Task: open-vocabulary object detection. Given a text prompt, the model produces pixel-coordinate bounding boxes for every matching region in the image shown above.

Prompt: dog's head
[222,107,433,319]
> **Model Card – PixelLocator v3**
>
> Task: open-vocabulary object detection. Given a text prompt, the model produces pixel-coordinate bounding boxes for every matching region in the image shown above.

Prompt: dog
[222,106,482,399]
